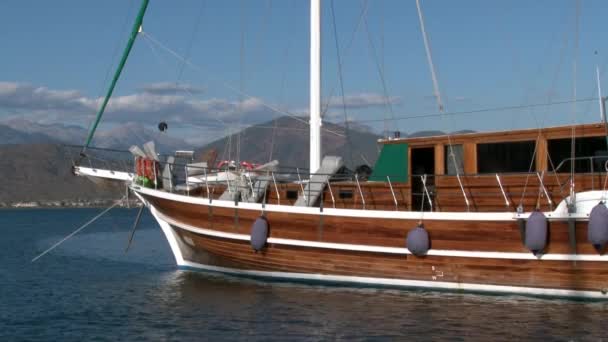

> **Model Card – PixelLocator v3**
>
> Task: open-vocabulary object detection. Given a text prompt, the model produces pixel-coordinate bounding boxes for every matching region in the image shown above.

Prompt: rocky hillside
[0,144,123,206]
[196,116,382,169]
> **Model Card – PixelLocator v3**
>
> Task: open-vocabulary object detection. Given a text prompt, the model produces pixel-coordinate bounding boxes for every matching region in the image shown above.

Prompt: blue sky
[1,0,607,145]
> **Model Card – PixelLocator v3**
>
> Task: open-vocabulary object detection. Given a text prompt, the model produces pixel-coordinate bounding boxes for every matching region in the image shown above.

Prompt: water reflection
[149,270,608,341]
[4,209,608,341]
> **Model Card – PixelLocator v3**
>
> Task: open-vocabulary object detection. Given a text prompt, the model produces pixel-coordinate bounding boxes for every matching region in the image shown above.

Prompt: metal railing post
[247,174,255,200]
[326,179,336,208]
[153,162,157,190]
[590,158,595,190]
[456,173,470,211]
[226,171,232,194]
[297,168,307,203]
[536,171,553,210]
[421,174,433,212]
[495,173,510,208]
[355,174,365,209]
[387,175,398,210]
[185,164,190,196]
[203,167,210,201]
[272,172,280,205]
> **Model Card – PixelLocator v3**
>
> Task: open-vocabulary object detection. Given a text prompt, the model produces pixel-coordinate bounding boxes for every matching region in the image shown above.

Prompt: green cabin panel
[369,143,408,182]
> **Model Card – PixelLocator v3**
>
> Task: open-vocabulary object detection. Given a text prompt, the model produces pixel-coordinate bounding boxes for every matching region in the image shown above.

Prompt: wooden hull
[134,186,608,299]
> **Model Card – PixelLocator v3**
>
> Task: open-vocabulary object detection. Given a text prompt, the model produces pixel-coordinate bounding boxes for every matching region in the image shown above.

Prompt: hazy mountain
[0,124,57,144]
[4,118,87,144]
[407,130,477,138]
[0,144,122,204]
[1,119,192,153]
[195,116,382,168]
[91,122,193,153]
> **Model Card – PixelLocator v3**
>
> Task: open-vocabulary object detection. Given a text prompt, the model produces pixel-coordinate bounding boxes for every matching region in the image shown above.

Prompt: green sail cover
[369,143,409,182]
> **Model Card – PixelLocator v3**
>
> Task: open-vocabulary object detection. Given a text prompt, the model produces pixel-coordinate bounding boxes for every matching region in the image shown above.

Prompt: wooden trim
[463,142,477,174]
[536,136,548,172]
[435,144,445,175]
[382,123,605,146]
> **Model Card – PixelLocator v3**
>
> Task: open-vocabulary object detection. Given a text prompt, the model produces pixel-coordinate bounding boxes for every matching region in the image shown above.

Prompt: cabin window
[339,189,353,199]
[548,137,608,173]
[477,141,535,173]
[444,144,464,175]
[286,190,298,200]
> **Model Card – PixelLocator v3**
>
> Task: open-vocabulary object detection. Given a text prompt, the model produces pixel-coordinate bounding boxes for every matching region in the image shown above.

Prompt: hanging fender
[524,210,548,256]
[588,202,608,254]
[250,216,269,252]
[406,224,430,257]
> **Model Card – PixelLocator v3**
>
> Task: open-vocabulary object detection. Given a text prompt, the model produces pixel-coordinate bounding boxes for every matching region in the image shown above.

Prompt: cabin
[365,122,608,212]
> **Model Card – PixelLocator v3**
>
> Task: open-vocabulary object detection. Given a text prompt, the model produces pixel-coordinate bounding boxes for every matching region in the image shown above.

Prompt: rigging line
[519,10,571,203]
[354,97,597,124]
[269,1,294,163]
[85,0,137,147]
[96,0,137,107]
[416,0,467,211]
[143,35,237,163]
[176,0,206,83]
[330,0,354,167]
[363,11,397,137]
[415,0,443,113]
[140,30,345,138]
[528,11,574,193]
[31,199,124,262]
[540,11,572,125]
[570,0,581,202]
[236,0,247,166]
[321,0,370,117]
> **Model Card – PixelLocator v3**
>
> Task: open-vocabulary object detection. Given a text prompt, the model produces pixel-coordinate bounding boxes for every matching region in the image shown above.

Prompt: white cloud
[0,82,395,138]
[140,82,205,95]
[0,81,273,127]
[325,93,401,109]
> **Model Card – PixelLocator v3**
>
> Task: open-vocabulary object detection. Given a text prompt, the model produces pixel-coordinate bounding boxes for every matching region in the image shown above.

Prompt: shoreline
[0,199,140,209]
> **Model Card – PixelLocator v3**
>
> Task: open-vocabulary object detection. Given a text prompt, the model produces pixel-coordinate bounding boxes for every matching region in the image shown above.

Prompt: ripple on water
[1,209,607,341]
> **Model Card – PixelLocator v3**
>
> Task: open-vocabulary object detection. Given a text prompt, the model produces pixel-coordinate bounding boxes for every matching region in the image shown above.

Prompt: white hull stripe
[154,209,608,262]
[75,166,134,182]
[132,183,551,221]
[178,260,608,299]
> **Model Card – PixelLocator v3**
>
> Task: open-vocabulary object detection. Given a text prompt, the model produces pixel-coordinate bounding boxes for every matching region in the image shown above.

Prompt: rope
[415,0,468,210]
[236,0,247,166]
[321,0,370,118]
[330,0,354,167]
[353,97,597,124]
[363,12,397,137]
[31,199,124,262]
[140,31,345,137]
[569,0,581,203]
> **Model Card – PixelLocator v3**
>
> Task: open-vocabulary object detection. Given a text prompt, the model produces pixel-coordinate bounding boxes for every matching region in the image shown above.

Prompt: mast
[597,66,606,122]
[309,0,322,173]
[82,0,150,153]
[598,65,608,148]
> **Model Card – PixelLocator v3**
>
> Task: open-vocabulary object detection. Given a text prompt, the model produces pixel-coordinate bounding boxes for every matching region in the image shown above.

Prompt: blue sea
[1,208,607,341]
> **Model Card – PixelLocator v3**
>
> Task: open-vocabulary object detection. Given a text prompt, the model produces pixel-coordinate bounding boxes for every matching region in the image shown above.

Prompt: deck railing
[66,145,608,213]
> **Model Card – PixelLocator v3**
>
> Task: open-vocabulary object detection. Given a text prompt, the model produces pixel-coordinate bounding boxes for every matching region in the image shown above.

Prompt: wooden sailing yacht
[74,0,608,299]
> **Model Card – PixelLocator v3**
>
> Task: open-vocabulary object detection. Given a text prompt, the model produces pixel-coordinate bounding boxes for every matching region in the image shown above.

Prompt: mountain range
[195,116,382,168]
[0,116,471,206]
[0,119,192,153]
